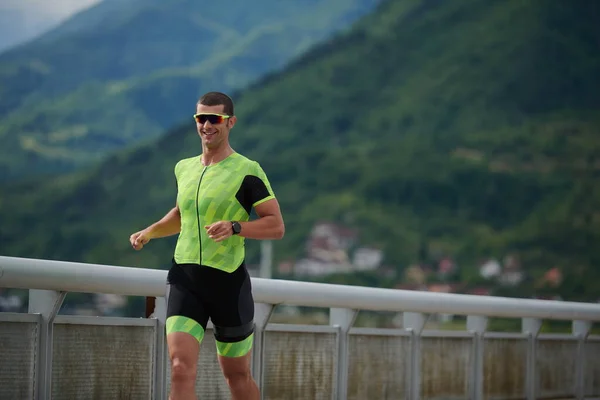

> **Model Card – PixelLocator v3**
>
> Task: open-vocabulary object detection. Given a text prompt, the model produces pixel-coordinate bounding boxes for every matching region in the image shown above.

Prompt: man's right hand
[130,229,152,250]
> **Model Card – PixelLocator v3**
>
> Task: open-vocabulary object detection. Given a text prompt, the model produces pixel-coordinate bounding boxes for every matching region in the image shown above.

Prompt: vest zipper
[195,166,208,264]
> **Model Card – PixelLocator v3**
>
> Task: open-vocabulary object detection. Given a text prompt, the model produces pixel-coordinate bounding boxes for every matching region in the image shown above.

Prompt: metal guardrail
[2,256,600,320]
[1,255,600,400]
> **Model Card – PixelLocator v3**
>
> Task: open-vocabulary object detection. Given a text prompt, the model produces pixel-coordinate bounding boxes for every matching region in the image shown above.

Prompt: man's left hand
[205,221,233,242]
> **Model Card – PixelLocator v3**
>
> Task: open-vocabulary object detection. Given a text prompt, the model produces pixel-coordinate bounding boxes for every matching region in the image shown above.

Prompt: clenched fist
[205,221,234,242]
[130,229,151,250]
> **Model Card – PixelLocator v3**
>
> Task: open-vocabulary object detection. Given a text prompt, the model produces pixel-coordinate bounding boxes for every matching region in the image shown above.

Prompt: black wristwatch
[231,221,242,235]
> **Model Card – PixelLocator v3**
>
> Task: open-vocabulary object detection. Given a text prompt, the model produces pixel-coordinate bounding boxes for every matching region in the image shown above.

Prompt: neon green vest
[173,153,275,272]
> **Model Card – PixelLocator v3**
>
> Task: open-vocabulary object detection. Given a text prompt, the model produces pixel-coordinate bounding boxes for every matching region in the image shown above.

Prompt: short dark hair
[197,92,234,115]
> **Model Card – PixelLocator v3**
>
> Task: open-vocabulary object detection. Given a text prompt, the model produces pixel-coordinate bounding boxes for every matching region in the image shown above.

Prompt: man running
[129,91,285,400]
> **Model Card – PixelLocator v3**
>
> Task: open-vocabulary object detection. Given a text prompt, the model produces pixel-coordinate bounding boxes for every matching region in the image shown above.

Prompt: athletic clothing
[166,260,255,357]
[173,152,275,272]
[166,152,275,357]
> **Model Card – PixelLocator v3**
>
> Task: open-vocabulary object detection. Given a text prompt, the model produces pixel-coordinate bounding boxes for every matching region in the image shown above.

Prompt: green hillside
[0,0,379,181]
[1,0,599,301]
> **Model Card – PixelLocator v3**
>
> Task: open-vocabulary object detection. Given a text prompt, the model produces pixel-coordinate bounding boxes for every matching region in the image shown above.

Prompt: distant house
[497,254,525,286]
[404,265,427,285]
[352,246,383,271]
[307,222,358,256]
[498,270,524,286]
[479,259,502,279]
[503,254,521,271]
[539,267,563,288]
[437,257,457,278]
[294,221,384,277]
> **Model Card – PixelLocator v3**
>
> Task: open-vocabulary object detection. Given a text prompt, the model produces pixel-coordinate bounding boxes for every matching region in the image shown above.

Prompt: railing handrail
[1,255,599,321]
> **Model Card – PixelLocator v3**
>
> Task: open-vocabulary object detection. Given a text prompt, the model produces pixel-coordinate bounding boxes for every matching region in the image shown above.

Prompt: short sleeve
[249,162,275,207]
[235,162,276,214]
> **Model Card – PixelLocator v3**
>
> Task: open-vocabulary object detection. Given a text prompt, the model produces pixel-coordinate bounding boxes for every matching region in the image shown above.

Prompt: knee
[170,356,197,386]
[223,370,252,392]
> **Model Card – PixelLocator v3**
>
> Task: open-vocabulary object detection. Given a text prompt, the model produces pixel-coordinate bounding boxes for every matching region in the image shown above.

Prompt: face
[194,104,236,149]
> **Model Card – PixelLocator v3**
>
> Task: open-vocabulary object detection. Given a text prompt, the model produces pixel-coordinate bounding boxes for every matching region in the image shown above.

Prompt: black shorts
[165,260,255,346]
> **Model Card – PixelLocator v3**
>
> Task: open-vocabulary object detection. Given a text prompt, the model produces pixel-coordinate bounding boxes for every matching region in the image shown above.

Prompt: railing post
[573,320,591,400]
[404,312,428,400]
[467,316,488,400]
[522,318,542,400]
[329,308,358,400]
[28,289,66,400]
[253,302,273,399]
[150,296,167,400]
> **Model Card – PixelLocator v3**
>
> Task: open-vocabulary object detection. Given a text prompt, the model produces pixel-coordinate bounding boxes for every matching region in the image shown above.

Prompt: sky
[0,0,102,52]
[1,0,101,18]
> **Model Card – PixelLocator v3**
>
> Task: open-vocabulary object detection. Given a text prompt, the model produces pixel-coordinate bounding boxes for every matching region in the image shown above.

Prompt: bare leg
[218,352,260,400]
[168,332,200,400]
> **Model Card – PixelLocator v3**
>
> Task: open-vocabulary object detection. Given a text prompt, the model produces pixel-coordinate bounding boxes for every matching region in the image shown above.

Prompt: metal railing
[1,255,599,400]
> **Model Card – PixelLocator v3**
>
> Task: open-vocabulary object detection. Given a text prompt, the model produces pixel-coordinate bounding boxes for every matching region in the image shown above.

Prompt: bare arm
[204,198,285,242]
[131,204,181,250]
[146,205,181,239]
[239,198,284,240]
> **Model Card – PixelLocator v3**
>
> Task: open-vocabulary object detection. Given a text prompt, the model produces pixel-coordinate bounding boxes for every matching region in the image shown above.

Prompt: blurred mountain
[0,0,380,181]
[1,0,599,300]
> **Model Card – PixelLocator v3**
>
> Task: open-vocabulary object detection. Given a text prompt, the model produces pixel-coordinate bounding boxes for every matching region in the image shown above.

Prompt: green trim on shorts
[216,333,254,357]
[166,315,205,343]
